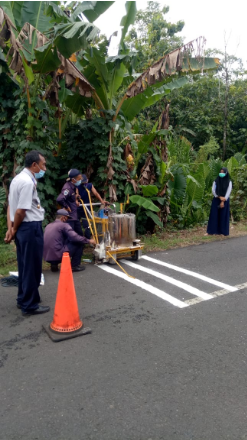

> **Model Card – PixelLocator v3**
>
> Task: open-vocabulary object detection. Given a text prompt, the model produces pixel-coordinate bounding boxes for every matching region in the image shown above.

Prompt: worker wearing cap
[43,209,96,272]
[78,174,108,239]
[56,169,83,236]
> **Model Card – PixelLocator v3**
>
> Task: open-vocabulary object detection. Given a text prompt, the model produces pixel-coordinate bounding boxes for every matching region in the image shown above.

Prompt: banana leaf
[65,93,87,117]
[120,1,137,48]
[58,79,73,103]
[186,174,204,204]
[146,211,163,228]
[141,185,159,197]
[137,132,157,154]
[126,37,219,99]
[20,2,51,33]
[22,57,35,84]
[46,2,70,24]
[33,44,60,74]
[121,76,190,121]
[53,22,100,58]
[169,165,187,202]
[130,195,160,212]
[224,156,239,175]
[71,1,114,22]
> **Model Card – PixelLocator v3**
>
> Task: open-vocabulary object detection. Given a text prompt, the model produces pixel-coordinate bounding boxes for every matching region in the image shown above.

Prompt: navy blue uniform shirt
[78,183,93,216]
[78,183,93,204]
[57,181,79,220]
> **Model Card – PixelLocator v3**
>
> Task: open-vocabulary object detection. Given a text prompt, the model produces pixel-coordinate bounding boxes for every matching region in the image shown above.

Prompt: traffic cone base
[50,319,83,333]
[43,324,92,342]
[44,252,91,343]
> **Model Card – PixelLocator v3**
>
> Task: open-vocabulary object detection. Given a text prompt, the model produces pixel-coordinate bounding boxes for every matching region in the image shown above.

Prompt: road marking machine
[79,190,143,277]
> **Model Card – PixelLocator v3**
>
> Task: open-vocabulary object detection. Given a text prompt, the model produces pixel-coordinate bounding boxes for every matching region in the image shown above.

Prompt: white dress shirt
[8,168,45,222]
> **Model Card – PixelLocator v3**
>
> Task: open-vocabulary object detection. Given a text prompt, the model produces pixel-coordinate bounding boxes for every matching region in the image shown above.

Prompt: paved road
[1,236,247,440]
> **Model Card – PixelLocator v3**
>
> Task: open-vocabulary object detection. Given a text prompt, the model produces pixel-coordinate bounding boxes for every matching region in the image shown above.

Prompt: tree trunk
[222,69,228,160]
[222,44,229,160]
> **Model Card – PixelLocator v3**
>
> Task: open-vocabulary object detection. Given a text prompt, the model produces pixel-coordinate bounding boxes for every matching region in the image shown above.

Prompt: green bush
[231,164,247,220]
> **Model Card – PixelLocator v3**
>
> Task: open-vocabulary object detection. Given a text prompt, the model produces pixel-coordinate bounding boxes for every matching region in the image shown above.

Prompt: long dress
[207,181,232,236]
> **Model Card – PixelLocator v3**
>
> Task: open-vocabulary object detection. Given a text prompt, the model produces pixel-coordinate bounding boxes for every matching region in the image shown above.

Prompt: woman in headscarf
[207,167,232,236]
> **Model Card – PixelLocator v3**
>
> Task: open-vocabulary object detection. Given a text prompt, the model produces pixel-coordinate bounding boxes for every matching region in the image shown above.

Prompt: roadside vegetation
[1,1,247,266]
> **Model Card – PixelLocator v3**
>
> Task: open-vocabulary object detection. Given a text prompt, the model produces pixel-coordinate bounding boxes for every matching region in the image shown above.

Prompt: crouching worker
[43,209,95,272]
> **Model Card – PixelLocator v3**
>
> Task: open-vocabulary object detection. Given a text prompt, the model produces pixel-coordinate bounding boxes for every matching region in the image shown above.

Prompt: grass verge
[1,221,247,276]
[141,221,247,253]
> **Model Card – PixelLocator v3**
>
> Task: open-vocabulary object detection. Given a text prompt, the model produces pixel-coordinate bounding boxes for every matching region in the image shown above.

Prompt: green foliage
[128,194,161,233]
[141,185,159,197]
[196,136,220,163]
[63,114,127,197]
[0,188,6,210]
[130,195,160,212]
[126,2,184,71]
[0,243,17,274]
[120,1,137,49]
[0,72,60,222]
[231,164,247,221]
[1,1,247,237]
[0,188,7,242]
[167,134,195,165]
[121,77,190,121]
[169,165,187,204]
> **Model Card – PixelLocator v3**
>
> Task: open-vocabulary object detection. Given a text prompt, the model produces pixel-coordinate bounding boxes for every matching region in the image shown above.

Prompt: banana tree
[73,33,219,199]
[0,1,114,141]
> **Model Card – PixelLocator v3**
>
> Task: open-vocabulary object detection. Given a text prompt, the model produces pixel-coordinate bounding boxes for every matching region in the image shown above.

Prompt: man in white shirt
[5,150,50,316]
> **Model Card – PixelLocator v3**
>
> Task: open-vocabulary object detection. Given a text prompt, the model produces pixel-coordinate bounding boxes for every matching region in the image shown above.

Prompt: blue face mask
[219,172,226,178]
[34,165,45,179]
[74,180,81,187]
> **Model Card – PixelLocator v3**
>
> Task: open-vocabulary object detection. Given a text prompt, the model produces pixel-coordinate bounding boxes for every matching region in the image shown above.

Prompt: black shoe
[22,305,50,316]
[72,265,86,272]
[17,299,42,309]
[51,264,59,272]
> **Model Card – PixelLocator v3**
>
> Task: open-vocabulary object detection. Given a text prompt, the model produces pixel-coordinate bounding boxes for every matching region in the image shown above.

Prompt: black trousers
[78,209,91,239]
[67,219,85,253]
[81,218,91,239]
[48,242,83,268]
[15,221,43,312]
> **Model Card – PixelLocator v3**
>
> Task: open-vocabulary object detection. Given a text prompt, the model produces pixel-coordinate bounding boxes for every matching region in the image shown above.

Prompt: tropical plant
[231,164,247,221]
[0,1,116,142]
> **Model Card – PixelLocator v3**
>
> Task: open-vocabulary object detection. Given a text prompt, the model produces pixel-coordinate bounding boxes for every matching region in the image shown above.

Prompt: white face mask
[73,179,81,186]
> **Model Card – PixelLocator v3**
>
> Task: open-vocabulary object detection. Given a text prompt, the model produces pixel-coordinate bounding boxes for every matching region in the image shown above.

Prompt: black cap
[57,209,72,218]
[68,169,81,178]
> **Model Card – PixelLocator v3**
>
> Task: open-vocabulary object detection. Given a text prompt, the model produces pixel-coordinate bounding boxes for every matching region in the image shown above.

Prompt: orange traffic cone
[43,252,91,342]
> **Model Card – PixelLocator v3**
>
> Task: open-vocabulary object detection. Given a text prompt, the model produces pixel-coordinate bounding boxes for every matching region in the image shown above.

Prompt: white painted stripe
[184,281,247,306]
[122,260,213,300]
[184,297,204,306]
[142,256,238,292]
[98,265,188,308]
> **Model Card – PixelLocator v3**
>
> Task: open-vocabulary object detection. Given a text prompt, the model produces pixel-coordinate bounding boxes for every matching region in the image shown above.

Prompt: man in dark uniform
[56,169,83,237]
[4,150,50,316]
[43,209,95,272]
[78,174,108,239]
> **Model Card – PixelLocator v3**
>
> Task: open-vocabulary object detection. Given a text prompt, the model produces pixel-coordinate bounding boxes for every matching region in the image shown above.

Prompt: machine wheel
[131,250,139,261]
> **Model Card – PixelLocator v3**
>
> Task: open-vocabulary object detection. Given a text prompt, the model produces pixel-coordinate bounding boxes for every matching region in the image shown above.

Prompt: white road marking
[142,256,238,292]
[185,281,247,306]
[98,265,188,308]
[122,260,213,300]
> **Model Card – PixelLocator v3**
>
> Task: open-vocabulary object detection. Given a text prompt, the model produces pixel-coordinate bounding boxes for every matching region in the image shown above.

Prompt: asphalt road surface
[1,236,247,440]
